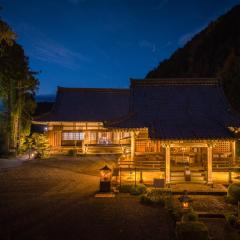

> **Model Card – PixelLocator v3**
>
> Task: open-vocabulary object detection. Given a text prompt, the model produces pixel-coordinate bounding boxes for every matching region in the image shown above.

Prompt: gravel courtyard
[0,157,174,240]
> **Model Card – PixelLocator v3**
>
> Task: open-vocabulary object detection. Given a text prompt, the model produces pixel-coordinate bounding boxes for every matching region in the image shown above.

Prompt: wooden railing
[212,157,232,171]
[119,154,165,171]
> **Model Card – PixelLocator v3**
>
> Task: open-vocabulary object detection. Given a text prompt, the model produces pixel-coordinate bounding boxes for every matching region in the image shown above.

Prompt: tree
[0,18,39,155]
[0,19,16,53]
[21,133,50,159]
[219,50,240,111]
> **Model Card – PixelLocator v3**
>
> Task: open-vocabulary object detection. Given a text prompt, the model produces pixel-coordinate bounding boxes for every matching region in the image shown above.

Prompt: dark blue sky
[1,0,240,94]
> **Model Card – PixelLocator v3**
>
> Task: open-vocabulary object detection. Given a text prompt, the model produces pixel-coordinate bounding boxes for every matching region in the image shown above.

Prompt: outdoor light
[99,165,112,192]
[44,126,48,132]
[178,190,193,210]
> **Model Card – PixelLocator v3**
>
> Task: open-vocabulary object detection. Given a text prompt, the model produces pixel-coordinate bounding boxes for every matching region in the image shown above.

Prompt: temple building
[34,87,131,154]
[34,78,240,184]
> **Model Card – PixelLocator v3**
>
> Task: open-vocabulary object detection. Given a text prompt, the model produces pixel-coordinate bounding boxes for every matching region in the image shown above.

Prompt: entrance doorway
[170,147,207,183]
[171,147,207,171]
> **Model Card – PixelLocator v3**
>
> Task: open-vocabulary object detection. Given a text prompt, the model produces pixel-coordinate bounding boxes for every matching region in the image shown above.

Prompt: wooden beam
[232,141,236,165]
[131,131,135,161]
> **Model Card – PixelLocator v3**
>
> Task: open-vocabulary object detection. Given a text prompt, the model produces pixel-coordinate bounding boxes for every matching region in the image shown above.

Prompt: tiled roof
[108,78,240,139]
[35,87,130,122]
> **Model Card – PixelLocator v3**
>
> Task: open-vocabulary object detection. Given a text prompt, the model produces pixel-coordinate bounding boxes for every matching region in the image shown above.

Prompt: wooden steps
[171,171,205,183]
[86,145,123,154]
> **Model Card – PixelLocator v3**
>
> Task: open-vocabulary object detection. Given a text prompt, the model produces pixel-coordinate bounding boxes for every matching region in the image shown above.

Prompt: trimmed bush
[117,184,132,193]
[171,207,182,222]
[118,184,146,195]
[130,184,147,195]
[227,183,240,203]
[176,222,209,240]
[146,188,172,200]
[140,195,153,205]
[226,214,238,227]
[156,198,165,207]
[181,211,199,222]
[225,195,237,204]
[140,188,172,207]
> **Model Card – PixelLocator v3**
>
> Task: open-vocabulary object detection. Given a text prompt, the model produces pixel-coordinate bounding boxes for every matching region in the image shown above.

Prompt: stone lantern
[178,190,193,210]
[99,165,112,192]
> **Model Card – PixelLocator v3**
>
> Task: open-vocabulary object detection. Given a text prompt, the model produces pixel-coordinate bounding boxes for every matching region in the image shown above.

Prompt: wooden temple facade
[34,78,240,184]
[34,88,131,154]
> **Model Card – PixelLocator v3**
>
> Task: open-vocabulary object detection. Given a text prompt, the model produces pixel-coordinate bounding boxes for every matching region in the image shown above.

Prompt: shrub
[171,207,182,222]
[225,195,237,204]
[147,188,171,198]
[146,188,172,203]
[227,183,240,203]
[176,222,209,240]
[226,214,238,227]
[117,184,132,193]
[181,211,199,222]
[21,133,50,159]
[117,184,146,195]
[140,188,172,207]
[165,196,174,211]
[140,195,153,205]
[156,198,165,207]
[130,184,147,195]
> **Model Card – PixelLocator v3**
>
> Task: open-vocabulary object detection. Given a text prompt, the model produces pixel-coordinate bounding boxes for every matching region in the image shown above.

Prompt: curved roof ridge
[57,86,129,93]
[130,78,219,86]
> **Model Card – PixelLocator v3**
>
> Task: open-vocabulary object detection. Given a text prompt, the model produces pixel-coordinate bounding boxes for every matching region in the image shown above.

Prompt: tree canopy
[0,18,39,155]
[146,5,240,110]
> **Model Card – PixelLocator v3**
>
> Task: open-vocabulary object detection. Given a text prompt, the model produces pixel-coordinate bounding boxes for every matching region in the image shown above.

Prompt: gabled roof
[108,78,240,140]
[35,87,130,122]
[34,102,54,117]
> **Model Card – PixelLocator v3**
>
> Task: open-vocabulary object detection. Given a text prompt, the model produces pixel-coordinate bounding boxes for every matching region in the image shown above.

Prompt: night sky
[1,0,240,95]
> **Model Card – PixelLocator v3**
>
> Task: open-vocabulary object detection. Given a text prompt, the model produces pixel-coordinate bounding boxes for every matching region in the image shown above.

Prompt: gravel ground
[0,157,174,240]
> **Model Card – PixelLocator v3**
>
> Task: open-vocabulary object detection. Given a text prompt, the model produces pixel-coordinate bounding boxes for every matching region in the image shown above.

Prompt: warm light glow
[182,202,189,209]
[101,171,111,181]
[100,166,112,182]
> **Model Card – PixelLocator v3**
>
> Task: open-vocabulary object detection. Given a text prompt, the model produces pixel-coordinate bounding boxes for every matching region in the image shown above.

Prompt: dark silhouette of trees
[146,5,240,109]
[0,18,39,155]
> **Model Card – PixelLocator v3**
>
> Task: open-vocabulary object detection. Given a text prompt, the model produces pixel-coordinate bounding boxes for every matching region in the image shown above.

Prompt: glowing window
[89,132,97,140]
[62,132,84,140]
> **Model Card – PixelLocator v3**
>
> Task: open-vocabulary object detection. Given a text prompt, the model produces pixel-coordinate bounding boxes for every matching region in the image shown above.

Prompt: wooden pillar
[96,131,99,144]
[82,137,86,154]
[165,145,171,185]
[207,144,213,184]
[131,131,135,161]
[232,141,236,165]
[154,140,157,152]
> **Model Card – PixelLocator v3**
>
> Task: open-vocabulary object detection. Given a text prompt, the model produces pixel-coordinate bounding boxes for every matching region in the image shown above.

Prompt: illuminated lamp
[178,190,193,210]
[99,165,112,192]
